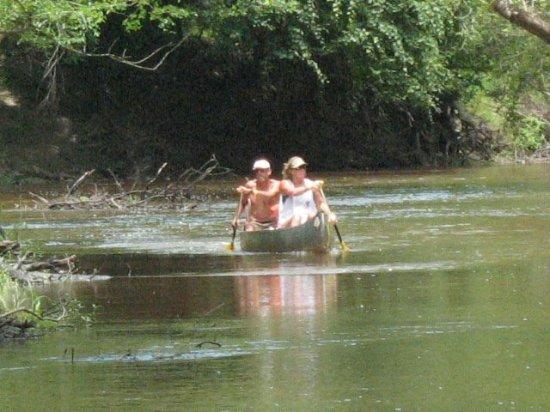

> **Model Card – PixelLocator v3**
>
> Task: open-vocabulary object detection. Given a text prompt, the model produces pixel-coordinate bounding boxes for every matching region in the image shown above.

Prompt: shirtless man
[232,159,280,231]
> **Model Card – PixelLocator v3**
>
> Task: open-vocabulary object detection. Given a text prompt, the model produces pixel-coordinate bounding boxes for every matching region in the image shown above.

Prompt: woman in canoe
[278,156,337,228]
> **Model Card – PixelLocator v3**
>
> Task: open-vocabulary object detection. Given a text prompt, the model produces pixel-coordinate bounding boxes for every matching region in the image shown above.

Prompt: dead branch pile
[1,240,108,284]
[28,155,232,210]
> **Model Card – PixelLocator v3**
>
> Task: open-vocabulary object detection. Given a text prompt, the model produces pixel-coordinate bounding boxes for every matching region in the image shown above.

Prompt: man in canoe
[278,156,337,228]
[232,159,280,231]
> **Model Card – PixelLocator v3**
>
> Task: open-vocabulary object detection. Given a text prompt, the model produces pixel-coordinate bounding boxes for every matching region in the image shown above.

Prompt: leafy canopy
[0,0,472,109]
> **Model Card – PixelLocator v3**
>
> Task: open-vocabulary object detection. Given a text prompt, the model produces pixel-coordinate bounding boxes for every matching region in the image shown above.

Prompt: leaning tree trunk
[492,1,550,44]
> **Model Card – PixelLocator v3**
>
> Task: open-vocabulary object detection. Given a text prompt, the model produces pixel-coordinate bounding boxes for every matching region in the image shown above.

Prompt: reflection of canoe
[240,213,334,253]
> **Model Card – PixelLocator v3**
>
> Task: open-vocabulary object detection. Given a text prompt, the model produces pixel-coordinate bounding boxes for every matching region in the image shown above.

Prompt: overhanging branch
[492,0,550,44]
[63,34,190,71]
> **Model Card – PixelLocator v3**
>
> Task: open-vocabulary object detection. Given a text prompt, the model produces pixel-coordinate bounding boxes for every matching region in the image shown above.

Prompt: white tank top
[279,179,317,222]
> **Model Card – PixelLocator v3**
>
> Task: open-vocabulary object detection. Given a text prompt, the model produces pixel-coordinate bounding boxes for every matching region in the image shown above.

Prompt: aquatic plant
[0,263,94,339]
[0,264,38,315]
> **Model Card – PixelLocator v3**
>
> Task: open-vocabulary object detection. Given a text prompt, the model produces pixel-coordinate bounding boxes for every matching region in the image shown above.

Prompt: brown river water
[0,164,548,410]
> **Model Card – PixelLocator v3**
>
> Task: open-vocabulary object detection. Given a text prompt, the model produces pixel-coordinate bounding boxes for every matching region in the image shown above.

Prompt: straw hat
[286,156,307,169]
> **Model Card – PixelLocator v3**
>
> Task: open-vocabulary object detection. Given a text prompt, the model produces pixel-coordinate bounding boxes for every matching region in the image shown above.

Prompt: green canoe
[240,213,334,253]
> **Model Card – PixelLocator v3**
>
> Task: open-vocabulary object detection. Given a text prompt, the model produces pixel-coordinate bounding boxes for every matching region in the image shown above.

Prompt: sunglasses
[293,165,307,170]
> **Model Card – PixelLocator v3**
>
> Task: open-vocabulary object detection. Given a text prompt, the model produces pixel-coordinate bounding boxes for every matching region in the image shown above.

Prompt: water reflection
[45,253,341,321]
[235,274,337,317]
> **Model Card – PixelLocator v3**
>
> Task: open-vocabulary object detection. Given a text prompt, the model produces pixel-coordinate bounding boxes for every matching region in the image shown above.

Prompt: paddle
[226,225,237,251]
[318,184,350,253]
[226,193,243,251]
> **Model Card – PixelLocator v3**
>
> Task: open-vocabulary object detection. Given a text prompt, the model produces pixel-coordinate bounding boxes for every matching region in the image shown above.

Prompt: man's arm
[232,182,253,228]
[237,180,281,198]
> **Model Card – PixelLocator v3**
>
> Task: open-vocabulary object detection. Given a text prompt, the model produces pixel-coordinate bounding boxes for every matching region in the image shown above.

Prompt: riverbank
[495,142,550,164]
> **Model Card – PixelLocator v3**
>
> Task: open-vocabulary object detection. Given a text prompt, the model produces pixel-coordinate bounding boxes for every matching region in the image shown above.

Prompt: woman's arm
[314,188,337,223]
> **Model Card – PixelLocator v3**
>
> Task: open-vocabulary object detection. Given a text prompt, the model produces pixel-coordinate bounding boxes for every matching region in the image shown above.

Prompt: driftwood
[0,240,20,256]
[7,267,110,283]
[1,239,109,284]
[27,155,231,210]
[23,255,76,273]
[67,169,95,196]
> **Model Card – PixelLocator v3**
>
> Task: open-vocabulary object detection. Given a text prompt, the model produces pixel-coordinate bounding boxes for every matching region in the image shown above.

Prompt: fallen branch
[67,169,95,196]
[0,308,60,323]
[0,240,20,256]
[145,162,168,190]
[196,341,222,348]
[107,169,124,192]
[24,255,76,272]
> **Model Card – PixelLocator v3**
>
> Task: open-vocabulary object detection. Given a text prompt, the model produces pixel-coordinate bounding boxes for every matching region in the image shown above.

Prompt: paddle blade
[225,226,237,251]
[340,241,350,253]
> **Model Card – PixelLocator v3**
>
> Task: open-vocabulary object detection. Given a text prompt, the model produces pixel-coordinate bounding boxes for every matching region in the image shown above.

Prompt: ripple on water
[42,348,252,364]
[329,189,499,207]
[174,261,459,278]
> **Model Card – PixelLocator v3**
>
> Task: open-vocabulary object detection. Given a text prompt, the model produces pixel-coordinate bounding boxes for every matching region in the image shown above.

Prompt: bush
[513,115,546,152]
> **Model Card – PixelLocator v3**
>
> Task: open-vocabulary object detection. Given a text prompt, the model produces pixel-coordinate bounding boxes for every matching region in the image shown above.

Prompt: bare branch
[67,169,95,196]
[146,162,168,189]
[107,169,124,192]
[63,34,190,71]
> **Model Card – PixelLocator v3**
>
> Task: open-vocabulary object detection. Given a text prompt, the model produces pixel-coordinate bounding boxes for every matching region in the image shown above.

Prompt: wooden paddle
[227,224,237,251]
[226,193,243,251]
[318,184,350,253]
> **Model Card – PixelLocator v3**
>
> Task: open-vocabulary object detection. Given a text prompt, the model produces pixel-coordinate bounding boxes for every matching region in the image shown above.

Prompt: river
[0,164,548,410]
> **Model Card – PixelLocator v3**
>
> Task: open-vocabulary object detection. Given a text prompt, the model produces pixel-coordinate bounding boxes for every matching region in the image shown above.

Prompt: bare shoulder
[269,179,281,187]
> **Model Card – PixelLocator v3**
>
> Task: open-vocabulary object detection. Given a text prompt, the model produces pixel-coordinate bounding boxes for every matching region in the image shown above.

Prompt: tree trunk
[492,1,550,44]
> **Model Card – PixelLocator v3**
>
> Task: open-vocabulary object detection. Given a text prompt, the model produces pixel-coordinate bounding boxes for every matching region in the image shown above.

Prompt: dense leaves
[0,0,547,172]
[0,0,472,108]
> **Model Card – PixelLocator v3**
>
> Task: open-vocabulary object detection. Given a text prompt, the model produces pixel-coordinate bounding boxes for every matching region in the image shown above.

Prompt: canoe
[240,213,334,253]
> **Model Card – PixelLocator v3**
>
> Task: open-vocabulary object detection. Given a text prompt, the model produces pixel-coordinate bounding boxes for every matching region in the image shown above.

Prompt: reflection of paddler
[235,273,338,316]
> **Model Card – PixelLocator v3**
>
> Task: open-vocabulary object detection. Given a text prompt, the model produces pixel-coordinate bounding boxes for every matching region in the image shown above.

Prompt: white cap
[252,159,271,170]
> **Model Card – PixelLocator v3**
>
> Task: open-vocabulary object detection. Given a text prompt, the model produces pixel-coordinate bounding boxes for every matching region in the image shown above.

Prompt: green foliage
[0,265,41,315]
[457,0,549,153]
[0,263,94,327]
[0,0,474,110]
[0,0,547,167]
[512,115,546,151]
